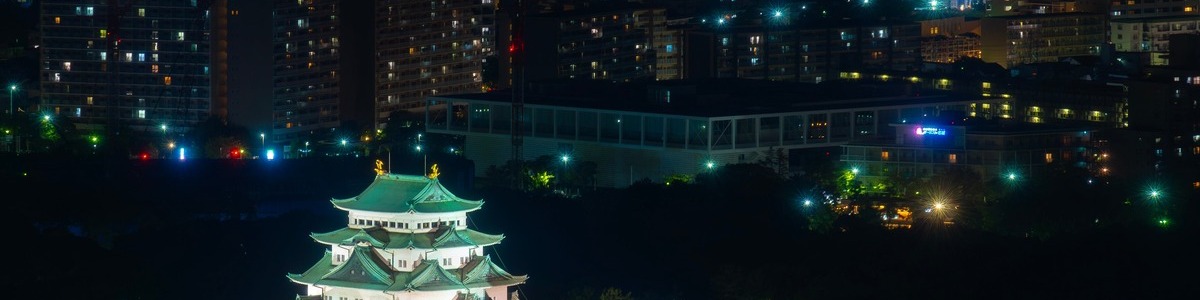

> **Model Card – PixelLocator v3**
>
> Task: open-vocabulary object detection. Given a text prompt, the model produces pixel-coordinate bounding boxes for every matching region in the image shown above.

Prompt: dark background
[3,155,1199,299]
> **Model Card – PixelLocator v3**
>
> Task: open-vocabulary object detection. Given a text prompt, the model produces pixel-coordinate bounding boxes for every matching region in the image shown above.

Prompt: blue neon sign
[916,127,946,135]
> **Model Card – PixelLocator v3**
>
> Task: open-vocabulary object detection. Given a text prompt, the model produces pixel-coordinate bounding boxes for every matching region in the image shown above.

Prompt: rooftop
[331,174,482,214]
[437,79,981,118]
[287,247,527,292]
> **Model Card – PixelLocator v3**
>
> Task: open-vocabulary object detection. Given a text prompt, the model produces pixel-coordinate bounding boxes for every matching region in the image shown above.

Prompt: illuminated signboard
[916,127,947,136]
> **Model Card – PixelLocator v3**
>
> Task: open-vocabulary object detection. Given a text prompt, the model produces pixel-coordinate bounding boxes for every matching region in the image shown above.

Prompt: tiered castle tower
[289,167,526,300]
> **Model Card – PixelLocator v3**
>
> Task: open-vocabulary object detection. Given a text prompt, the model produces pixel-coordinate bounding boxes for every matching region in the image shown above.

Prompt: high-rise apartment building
[272,0,340,146]
[1111,15,1200,56]
[39,0,227,134]
[1110,0,1199,18]
[689,19,921,83]
[516,6,661,83]
[374,0,495,127]
[979,12,1105,68]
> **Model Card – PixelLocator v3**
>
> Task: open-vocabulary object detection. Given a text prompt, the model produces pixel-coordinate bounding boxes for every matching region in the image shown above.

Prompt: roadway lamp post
[8,85,16,116]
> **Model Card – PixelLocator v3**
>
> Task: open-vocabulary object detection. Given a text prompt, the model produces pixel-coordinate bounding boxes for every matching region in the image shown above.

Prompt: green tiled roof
[311,226,505,249]
[322,246,395,287]
[331,174,483,213]
[288,245,528,292]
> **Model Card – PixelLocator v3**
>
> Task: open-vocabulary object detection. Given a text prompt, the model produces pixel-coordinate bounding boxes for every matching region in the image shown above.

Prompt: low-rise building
[842,120,1097,185]
[427,79,1001,187]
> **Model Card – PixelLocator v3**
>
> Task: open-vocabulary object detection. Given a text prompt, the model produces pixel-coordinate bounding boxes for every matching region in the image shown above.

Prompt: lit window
[949,154,957,164]
[137,109,146,119]
[86,96,94,105]
[881,151,890,161]
[75,107,81,117]
[63,62,71,71]
[100,52,106,61]
[138,53,145,62]
[54,17,61,24]
[99,29,107,38]
[151,65,159,73]
[153,42,158,51]
[152,54,158,62]
[163,76,172,85]
[86,7,94,16]
[125,53,132,62]
[1045,153,1053,163]
[177,32,185,41]
[138,8,145,17]
[53,73,61,82]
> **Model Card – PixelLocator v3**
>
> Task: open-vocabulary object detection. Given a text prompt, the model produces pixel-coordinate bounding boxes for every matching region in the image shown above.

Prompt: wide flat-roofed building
[841,119,1098,186]
[427,79,1002,187]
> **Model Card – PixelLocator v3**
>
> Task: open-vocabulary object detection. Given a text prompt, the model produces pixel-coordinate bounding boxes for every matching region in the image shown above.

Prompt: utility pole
[103,0,132,177]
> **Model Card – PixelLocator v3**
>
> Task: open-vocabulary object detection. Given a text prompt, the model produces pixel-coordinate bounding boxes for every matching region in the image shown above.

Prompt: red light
[140,153,149,160]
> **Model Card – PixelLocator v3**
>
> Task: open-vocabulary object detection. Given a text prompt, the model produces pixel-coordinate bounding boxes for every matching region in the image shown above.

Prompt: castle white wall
[306,285,504,300]
[346,210,471,233]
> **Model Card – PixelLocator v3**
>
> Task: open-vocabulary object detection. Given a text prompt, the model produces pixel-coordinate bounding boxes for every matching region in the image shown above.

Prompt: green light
[1157,218,1169,227]
[90,136,99,143]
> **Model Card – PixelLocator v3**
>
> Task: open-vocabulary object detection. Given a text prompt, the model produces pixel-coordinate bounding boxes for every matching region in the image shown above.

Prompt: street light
[8,85,16,116]
[260,133,266,150]
[560,155,570,163]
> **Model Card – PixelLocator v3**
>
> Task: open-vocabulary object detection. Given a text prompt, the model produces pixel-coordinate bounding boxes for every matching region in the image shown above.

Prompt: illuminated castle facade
[288,168,526,300]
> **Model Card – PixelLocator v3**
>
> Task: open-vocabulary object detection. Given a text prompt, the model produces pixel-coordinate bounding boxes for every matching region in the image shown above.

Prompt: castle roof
[311,226,505,249]
[331,174,482,213]
[288,246,527,291]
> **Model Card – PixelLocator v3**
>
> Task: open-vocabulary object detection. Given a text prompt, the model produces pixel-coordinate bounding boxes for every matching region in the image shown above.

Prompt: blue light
[916,127,947,135]
[179,147,186,160]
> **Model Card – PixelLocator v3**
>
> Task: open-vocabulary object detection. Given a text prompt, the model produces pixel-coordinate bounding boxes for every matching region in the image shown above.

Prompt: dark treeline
[3,156,1198,299]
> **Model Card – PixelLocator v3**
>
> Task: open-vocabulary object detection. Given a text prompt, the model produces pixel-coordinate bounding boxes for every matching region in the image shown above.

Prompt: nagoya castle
[289,163,527,300]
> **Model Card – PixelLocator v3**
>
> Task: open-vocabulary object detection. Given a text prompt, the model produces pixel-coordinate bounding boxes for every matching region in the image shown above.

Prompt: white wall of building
[346,210,471,233]
[303,285,506,300]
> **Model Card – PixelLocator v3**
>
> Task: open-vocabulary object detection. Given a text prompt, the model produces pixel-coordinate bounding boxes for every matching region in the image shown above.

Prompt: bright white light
[930,0,938,8]
[266,149,275,160]
[561,155,570,162]
[803,199,813,207]
[340,139,347,146]
[851,167,860,175]
[933,202,945,210]
[706,161,716,169]
[179,147,186,160]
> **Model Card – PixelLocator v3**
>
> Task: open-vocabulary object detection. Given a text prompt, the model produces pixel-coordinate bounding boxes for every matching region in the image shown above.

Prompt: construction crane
[508,0,526,189]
